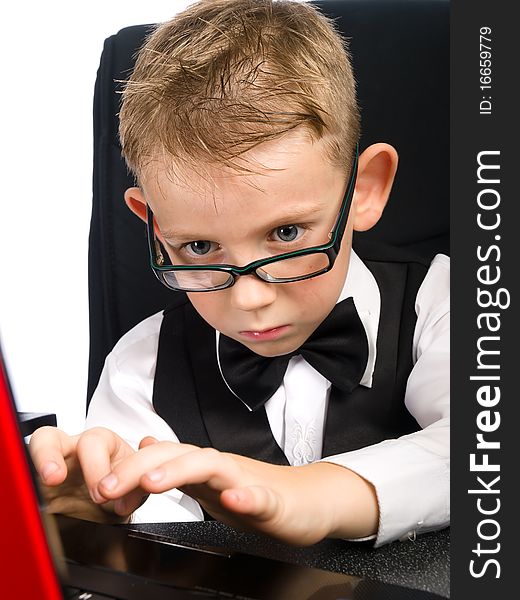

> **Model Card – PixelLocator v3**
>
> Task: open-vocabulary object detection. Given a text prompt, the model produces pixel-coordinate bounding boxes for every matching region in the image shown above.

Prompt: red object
[0,353,63,598]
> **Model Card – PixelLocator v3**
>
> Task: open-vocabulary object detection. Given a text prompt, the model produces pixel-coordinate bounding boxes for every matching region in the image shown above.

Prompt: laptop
[0,341,446,599]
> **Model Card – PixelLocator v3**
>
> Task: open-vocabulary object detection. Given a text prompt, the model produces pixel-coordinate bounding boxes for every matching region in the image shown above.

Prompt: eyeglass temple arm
[332,144,359,252]
[146,204,167,266]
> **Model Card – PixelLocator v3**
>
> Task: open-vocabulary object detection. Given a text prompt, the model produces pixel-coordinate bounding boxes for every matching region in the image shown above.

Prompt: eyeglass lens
[160,251,331,290]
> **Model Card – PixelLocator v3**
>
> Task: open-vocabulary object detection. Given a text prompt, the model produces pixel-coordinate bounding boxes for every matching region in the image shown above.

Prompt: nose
[229,274,278,312]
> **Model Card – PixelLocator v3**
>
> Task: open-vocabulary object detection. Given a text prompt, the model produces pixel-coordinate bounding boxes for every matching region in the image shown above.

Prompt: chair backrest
[88,0,449,404]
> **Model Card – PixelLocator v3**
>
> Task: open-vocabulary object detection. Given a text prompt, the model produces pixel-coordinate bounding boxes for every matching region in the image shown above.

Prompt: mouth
[238,325,290,341]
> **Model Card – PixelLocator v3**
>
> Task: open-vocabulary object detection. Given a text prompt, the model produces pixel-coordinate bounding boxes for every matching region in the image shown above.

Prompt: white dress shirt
[86,250,450,547]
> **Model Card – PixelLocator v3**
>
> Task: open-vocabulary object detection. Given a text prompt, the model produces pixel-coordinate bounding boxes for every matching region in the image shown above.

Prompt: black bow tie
[218,297,369,411]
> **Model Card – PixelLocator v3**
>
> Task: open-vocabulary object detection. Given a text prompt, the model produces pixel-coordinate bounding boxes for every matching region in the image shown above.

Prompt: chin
[241,338,303,358]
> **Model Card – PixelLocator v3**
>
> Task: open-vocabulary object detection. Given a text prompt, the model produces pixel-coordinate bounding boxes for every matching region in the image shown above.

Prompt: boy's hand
[96,441,379,545]
[29,426,150,524]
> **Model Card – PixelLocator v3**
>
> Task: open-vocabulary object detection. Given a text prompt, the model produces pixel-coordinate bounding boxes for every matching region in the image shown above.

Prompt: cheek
[296,253,349,316]
[304,255,349,300]
[284,274,343,318]
[186,292,227,328]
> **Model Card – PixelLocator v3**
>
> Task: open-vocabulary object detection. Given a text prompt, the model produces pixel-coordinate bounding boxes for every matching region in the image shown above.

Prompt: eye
[273,225,302,242]
[186,240,215,256]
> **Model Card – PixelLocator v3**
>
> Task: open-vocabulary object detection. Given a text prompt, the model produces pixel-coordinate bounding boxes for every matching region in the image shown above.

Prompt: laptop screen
[0,342,64,599]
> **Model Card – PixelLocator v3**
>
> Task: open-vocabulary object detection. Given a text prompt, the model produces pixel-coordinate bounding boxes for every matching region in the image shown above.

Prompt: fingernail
[42,462,59,481]
[100,473,118,491]
[230,491,242,503]
[90,487,104,503]
[145,469,164,482]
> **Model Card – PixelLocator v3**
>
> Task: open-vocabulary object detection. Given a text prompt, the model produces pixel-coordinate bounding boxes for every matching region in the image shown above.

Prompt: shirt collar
[338,249,380,388]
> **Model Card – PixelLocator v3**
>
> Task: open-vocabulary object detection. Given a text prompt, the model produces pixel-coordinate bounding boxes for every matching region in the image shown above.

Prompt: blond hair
[119,0,360,180]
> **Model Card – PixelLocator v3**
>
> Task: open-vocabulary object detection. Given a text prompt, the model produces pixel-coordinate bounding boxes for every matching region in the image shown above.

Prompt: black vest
[152,243,429,466]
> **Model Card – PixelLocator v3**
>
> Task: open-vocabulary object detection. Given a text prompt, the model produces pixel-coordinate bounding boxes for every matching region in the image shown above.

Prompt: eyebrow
[160,201,329,243]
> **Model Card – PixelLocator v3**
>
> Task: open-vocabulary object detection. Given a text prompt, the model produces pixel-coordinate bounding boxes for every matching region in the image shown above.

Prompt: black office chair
[87,0,449,405]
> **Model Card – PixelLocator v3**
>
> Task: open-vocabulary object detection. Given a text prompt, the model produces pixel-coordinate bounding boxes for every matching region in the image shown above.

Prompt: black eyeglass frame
[146,144,359,292]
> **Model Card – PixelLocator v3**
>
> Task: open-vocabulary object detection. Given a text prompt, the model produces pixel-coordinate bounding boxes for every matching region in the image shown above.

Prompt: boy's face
[137,134,355,357]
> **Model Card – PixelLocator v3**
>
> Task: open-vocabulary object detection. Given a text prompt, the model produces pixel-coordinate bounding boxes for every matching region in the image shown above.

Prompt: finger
[75,427,130,502]
[140,447,242,495]
[28,427,79,485]
[97,441,198,499]
[139,436,159,449]
[220,485,280,523]
[113,488,150,517]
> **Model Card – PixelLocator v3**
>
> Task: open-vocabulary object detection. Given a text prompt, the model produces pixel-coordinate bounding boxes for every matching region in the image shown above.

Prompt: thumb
[220,485,280,522]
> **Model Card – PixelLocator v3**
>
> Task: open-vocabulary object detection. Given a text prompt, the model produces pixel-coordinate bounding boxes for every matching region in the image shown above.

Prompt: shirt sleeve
[321,254,450,547]
[85,312,204,524]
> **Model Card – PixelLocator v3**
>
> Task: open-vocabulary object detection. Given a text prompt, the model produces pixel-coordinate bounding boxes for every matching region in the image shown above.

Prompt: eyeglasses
[146,145,359,292]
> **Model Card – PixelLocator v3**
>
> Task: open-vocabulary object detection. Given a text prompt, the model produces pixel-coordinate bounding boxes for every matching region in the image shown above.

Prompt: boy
[30,0,449,547]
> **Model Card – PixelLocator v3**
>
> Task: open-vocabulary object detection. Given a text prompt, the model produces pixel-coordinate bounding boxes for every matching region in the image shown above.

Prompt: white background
[0,1,197,433]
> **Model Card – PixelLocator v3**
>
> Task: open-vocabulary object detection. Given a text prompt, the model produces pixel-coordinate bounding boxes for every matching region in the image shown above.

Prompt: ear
[352,143,399,232]
[124,187,166,243]
[124,187,147,223]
